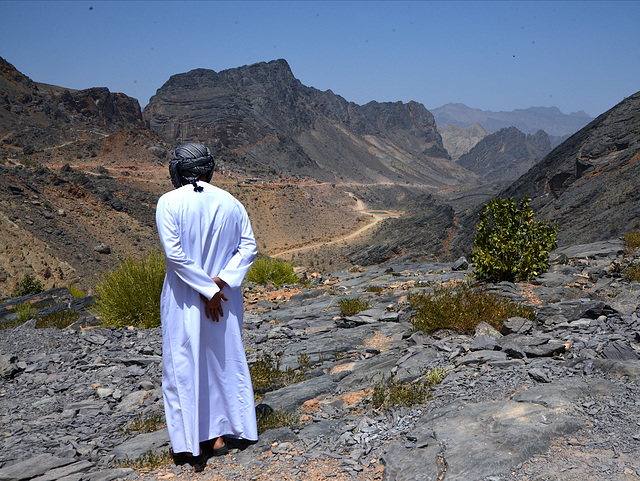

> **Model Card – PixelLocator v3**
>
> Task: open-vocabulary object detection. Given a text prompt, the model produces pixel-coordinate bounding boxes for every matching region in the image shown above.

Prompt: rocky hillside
[451,90,640,255]
[456,127,552,182]
[1,240,639,480]
[143,59,474,194]
[431,103,593,137]
[437,122,489,161]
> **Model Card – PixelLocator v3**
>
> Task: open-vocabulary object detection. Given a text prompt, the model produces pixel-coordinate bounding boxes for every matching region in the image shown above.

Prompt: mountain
[451,90,640,254]
[143,59,474,194]
[0,57,145,157]
[431,103,593,137]
[456,127,552,183]
[437,122,490,161]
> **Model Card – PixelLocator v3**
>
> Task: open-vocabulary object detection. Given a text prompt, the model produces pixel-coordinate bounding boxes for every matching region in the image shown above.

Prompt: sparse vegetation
[13,274,44,297]
[67,283,86,298]
[113,450,172,472]
[471,196,557,282]
[256,408,299,435]
[339,297,370,316]
[37,310,80,329]
[623,230,640,252]
[365,285,383,293]
[246,256,300,287]
[371,367,449,409]
[122,412,166,434]
[624,264,640,282]
[249,353,306,395]
[14,303,37,324]
[409,283,535,334]
[93,250,165,328]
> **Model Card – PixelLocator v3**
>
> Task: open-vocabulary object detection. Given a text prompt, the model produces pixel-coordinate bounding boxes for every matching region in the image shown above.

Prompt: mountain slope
[456,127,551,182]
[143,59,474,191]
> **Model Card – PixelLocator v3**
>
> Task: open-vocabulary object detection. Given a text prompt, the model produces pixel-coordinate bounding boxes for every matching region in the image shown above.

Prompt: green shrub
[338,297,370,316]
[365,285,383,293]
[15,303,37,323]
[246,256,299,287]
[67,283,86,298]
[410,283,535,334]
[93,250,165,328]
[371,368,449,409]
[13,275,44,297]
[623,231,640,252]
[471,196,557,282]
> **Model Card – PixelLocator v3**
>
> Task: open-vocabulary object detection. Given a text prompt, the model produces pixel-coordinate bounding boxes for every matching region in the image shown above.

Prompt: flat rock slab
[382,378,619,481]
[0,453,76,481]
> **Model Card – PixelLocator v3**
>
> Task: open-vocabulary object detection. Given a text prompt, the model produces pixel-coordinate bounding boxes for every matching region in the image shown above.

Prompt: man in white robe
[156,143,258,468]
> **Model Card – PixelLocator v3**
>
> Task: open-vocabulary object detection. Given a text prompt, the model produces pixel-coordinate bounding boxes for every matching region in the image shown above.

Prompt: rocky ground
[1,239,640,481]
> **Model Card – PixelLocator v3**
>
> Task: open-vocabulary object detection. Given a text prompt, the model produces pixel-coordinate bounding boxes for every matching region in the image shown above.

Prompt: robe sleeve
[217,203,257,288]
[156,195,220,300]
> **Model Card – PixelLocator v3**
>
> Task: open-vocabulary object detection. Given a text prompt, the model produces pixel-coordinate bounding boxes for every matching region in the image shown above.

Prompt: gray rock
[501,316,533,335]
[0,454,75,481]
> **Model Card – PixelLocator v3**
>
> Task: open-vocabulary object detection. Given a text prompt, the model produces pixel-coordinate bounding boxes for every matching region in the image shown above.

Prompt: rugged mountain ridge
[143,59,473,191]
[0,57,144,157]
[452,90,640,254]
[456,127,552,182]
[437,122,489,161]
[431,102,593,137]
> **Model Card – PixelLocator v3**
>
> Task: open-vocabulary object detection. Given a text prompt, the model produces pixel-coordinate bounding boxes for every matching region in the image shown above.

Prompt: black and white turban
[169,143,215,191]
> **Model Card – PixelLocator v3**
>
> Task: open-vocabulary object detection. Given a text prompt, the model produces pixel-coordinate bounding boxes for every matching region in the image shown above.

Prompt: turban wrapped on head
[169,143,215,191]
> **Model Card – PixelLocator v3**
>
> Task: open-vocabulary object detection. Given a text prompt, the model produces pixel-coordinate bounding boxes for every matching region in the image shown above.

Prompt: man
[155,142,258,471]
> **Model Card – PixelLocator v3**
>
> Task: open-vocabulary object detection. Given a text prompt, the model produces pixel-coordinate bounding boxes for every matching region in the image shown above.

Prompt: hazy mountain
[431,103,593,137]
[143,59,474,191]
[456,127,552,183]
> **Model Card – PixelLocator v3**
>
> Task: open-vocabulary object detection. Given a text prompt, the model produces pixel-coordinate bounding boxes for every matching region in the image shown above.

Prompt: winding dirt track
[272,210,399,258]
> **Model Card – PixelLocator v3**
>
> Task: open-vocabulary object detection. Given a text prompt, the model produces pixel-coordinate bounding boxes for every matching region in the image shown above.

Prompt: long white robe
[156,181,258,455]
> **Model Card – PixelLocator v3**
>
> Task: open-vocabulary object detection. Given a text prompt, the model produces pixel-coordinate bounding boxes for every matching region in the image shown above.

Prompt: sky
[1,1,639,118]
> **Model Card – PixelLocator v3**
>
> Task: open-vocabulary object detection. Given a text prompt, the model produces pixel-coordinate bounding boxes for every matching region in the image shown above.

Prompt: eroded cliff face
[143,59,472,187]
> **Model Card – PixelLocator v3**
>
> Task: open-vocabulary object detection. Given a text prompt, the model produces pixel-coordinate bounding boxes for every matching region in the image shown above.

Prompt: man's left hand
[205,290,228,322]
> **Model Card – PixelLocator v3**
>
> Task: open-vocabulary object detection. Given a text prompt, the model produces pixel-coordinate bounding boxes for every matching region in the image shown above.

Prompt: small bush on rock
[410,283,535,334]
[371,368,449,409]
[93,250,165,328]
[246,256,299,287]
[623,230,640,252]
[471,196,557,282]
[13,274,44,297]
[339,297,370,316]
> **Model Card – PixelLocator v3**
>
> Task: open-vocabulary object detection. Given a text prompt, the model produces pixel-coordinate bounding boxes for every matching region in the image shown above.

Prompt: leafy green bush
[13,275,44,297]
[471,196,557,282]
[410,283,535,334]
[93,250,165,328]
[246,256,299,287]
[338,297,370,316]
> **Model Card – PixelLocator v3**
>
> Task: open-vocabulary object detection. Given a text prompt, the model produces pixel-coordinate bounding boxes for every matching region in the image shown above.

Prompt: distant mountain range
[431,103,593,138]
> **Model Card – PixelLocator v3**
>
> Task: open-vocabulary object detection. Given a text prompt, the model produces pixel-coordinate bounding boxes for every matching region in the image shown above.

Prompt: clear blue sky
[1,1,638,117]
